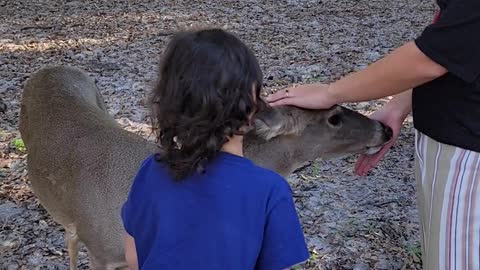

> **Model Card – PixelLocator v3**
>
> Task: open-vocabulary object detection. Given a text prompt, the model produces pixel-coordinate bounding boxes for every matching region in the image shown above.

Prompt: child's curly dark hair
[150,28,264,180]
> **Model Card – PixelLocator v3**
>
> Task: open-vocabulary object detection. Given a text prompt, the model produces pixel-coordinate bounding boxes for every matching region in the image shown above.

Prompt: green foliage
[407,242,422,263]
[13,138,26,152]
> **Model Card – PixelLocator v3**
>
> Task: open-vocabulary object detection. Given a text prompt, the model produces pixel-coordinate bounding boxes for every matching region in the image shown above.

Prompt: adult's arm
[326,41,447,105]
[268,0,480,109]
[266,41,447,108]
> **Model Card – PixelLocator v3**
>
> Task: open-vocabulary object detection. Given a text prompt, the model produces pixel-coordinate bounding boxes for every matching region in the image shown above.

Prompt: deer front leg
[65,225,79,270]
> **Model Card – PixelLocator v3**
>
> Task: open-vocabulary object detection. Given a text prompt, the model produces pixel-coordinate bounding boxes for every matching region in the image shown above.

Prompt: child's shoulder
[139,153,156,167]
[130,153,168,187]
[214,152,291,193]
[135,153,159,175]
[247,163,293,193]
[249,163,284,181]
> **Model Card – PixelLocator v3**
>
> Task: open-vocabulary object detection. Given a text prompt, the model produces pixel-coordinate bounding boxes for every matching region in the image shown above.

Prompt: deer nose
[381,123,393,141]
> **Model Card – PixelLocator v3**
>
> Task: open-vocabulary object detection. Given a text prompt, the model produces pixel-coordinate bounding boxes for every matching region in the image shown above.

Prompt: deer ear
[254,106,306,140]
[254,107,284,140]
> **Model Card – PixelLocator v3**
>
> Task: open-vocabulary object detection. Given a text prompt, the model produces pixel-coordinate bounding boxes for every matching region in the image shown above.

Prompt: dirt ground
[1,0,436,269]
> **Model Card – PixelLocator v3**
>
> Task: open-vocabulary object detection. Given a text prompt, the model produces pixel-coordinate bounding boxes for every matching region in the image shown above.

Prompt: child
[121,28,309,270]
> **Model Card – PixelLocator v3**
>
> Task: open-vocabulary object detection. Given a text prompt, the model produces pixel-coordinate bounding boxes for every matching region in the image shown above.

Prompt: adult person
[266,1,480,269]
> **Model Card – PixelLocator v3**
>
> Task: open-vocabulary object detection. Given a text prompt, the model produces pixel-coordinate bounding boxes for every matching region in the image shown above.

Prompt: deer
[19,65,392,270]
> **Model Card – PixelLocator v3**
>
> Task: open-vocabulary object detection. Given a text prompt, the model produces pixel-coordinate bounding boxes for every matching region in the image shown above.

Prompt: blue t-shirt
[121,152,309,270]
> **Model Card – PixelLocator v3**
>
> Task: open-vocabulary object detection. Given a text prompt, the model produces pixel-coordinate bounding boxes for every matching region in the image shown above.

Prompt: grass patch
[12,138,26,152]
[407,242,422,263]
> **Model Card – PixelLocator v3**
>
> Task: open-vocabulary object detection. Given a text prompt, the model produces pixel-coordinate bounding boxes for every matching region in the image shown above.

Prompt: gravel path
[1,0,435,269]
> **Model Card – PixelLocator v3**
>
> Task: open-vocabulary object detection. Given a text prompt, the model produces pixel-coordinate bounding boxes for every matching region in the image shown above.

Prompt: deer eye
[327,114,342,126]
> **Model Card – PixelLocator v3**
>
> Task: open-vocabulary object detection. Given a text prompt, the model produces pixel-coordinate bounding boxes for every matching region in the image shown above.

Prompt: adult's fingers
[265,88,292,103]
[268,96,297,107]
[354,154,367,172]
[355,154,377,176]
[355,142,394,176]
[355,154,374,176]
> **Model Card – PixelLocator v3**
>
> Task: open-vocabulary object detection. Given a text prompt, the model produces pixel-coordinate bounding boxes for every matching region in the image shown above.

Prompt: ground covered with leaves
[1,0,435,269]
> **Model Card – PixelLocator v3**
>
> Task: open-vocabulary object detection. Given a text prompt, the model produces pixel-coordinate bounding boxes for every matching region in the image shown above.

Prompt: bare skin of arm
[124,232,139,270]
[266,41,446,108]
[266,41,447,174]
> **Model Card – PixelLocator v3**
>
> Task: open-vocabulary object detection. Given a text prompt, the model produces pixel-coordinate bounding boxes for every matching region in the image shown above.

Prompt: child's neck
[221,135,244,157]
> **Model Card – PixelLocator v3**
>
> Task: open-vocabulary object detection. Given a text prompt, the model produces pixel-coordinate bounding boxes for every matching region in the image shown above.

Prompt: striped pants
[415,130,480,270]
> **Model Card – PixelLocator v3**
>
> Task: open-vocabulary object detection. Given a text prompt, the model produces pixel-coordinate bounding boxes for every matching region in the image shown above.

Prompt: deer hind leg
[65,224,79,270]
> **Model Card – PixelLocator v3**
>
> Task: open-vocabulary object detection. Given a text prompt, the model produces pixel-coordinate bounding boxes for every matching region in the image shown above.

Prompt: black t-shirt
[412,0,480,152]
